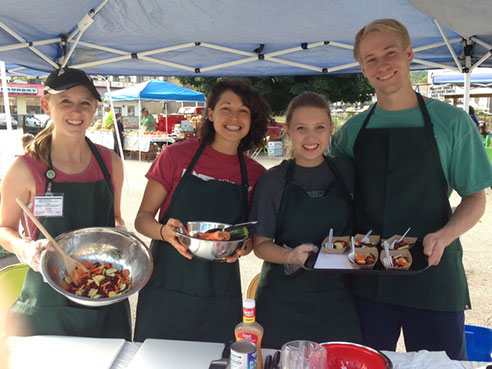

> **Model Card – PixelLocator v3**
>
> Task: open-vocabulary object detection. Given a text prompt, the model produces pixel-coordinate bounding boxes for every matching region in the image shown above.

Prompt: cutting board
[7,335,125,369]
[128,339,224,369]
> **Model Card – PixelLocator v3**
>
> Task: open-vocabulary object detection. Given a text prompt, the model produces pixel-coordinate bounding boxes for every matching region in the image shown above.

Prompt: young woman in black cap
[0,67,131,339]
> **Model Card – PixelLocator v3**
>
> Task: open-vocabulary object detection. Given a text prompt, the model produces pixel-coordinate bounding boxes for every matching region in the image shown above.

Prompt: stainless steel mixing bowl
[40,227,153,307]
[177,221,247,261]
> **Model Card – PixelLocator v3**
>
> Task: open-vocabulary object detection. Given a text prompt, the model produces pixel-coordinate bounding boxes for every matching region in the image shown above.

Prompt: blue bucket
[465,324,492,362]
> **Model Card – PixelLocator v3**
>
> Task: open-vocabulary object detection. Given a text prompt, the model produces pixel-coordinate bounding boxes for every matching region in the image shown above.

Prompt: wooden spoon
[16,198,88,279]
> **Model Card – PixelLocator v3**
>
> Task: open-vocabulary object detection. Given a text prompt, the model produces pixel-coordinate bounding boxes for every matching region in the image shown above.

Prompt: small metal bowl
[177,221,247,261]
[40,227,153,307]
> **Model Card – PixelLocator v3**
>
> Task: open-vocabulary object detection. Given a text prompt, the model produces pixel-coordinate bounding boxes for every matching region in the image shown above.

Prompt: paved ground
[2,152,491,345]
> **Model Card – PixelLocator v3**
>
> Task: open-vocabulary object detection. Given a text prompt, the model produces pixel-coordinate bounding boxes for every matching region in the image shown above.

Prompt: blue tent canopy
[105,80,205,102]
[432,71,492,85]
[3,63,48,78]
[0,1,491,77]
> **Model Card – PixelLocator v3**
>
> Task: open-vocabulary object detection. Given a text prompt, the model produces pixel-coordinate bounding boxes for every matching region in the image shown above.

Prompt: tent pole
[0,61,13,130]
[463,38,473,113]
[464,72,471,113]
[138,99,141,162]
[103,77,137,219]
[104,79,124,160]
[165,102,168,133]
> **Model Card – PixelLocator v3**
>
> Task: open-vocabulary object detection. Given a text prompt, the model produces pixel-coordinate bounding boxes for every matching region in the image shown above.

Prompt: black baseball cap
[44,67,102,102]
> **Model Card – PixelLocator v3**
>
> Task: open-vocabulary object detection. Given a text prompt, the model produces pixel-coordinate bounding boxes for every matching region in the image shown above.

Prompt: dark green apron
[352,93,470,311]
[255,158,362,348]
[134,143,249,343]
[7,138,131,339]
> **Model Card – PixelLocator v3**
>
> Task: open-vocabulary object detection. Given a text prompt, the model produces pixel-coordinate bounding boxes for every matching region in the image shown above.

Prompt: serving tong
[264,350,280,369]
[208,340,233,369]
[205,221,258,235]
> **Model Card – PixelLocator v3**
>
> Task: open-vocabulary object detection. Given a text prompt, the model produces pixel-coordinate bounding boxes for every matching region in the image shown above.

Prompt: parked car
[23,114,48,135]
[0,113,18,129]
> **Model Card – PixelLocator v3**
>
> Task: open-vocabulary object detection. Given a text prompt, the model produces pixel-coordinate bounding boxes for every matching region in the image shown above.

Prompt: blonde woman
[250,92,361,348]
[0,68,131,339]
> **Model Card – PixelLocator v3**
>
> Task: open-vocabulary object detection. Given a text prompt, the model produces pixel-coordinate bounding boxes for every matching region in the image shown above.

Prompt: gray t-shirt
[250,157,355,239]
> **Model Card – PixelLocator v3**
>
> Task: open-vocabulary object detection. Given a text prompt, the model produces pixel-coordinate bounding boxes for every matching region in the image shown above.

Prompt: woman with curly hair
[134,79,271,342]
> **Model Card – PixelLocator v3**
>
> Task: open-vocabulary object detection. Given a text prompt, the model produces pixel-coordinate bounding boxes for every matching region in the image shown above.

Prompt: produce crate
[267,141,283,157]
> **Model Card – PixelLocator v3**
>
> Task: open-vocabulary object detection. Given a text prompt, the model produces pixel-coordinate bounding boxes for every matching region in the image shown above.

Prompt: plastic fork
[325,228,334,249]
[349,236,356,262]
[383,240,393,267]
[390,227,411,249]
[360,229,373,243]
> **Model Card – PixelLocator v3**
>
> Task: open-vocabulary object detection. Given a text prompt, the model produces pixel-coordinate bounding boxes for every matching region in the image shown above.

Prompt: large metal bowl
[40,227,153,307]
[177,221,247,261]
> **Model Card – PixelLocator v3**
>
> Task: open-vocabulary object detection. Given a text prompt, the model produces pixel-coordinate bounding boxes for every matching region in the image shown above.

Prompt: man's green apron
[134,144,249,343]
[7,138,131,339]
[352,93,470,311]
[255,158,362,348]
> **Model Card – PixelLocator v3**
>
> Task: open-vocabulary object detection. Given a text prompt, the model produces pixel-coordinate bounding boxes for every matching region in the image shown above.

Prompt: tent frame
[2,1,492,110]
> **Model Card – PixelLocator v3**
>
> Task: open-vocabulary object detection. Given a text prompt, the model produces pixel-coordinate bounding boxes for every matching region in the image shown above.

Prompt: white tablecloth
[6,336,491,369]
[85,130,114,150]
[85,131,175,153]
[124,135,175,152]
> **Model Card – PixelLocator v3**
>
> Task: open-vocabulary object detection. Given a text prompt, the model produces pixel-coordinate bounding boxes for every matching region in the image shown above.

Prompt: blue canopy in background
[433,71,492,85]
[105,80,205,102]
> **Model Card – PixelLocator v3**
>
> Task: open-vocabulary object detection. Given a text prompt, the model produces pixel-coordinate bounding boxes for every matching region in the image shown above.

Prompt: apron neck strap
[45,137,112,193]
[238,152,249,219]
[360,103,377,131]
[415,92,434,131]
[85,137,112,182]
[184,143,207,175]
[361,92,432,131]
[285,160,296,183]
[185,143,249,219]
[286,157,352,196]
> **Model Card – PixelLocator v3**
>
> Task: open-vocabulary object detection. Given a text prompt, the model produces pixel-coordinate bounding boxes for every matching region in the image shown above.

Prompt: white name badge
[33,194,64,217]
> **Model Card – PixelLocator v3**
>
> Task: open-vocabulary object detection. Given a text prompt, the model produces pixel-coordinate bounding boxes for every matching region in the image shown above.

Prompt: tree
[177,75,374,115]
[410,70,428,84]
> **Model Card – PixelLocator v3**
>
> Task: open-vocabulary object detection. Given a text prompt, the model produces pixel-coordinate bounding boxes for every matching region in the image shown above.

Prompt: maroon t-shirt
[146,138,266,219]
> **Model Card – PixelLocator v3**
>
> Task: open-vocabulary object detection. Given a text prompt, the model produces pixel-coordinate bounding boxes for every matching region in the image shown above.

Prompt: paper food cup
[354,234,381,248]
[380,249,413,270]
[348,247,378,269]
[321,235,350,254]
[384,235,418,250]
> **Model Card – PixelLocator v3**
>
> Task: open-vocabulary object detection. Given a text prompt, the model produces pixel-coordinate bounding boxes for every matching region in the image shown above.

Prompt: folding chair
[249,136,269,159]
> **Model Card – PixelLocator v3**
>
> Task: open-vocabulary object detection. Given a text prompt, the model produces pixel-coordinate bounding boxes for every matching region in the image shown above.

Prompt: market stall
[104,80,205,160]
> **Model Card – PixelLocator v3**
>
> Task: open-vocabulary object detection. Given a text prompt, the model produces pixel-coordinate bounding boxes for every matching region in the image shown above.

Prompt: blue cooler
[465,324,492,362]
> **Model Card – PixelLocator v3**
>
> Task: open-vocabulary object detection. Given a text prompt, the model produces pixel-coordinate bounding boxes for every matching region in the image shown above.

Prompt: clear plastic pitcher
[280,340,327,369]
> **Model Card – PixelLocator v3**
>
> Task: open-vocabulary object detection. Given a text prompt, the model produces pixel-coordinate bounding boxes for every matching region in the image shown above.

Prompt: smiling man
[331,19,492,360]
